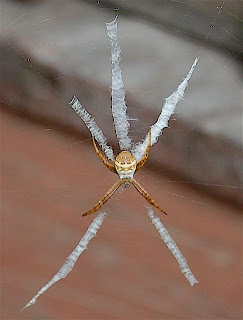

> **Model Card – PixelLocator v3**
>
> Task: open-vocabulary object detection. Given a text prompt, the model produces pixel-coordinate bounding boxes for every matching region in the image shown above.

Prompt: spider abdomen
[115,151,137,179]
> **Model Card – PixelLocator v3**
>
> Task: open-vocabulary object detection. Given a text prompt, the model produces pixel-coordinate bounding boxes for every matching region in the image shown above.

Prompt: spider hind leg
[83,179,123,216]
[132,178,167,215]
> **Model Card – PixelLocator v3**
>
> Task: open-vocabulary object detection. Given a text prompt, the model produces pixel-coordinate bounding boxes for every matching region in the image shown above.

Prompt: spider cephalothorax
[83,129,167,217]
[115,151,137,181]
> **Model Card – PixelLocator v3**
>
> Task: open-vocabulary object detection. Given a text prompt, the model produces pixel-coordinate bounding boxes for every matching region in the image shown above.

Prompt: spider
[83,129,167,217]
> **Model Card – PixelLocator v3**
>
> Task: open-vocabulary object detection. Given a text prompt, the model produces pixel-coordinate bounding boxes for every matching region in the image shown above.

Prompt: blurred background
[1,0,242,319]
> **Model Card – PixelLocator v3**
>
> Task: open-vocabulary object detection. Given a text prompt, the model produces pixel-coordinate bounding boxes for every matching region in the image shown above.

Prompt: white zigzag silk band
[22,213,107,311]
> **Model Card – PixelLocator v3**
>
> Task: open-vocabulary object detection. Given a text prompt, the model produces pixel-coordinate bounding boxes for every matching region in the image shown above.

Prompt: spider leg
[132,178,167,215]
[83,179,123,216]
[136,128,152,172]
[92,136,117,174]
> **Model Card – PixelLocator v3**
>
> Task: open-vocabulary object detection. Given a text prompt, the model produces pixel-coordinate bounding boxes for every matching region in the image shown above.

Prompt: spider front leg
[136,128,152,172]
[132,178,167,215]
[83,179,123,216]
[92,136,117,174]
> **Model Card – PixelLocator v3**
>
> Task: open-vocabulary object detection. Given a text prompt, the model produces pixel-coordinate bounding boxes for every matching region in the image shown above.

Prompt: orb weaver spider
[83,128,167,217]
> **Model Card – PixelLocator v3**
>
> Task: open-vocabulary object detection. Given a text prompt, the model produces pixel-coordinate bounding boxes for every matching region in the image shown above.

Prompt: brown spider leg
[136,128,152,172]
[92,136,117,174]
[83,179,123,216]
[132,178,167,215]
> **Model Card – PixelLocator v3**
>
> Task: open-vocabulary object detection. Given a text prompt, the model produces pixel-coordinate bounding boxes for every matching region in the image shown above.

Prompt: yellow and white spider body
[83,129,167,217]
[115,151,137,183]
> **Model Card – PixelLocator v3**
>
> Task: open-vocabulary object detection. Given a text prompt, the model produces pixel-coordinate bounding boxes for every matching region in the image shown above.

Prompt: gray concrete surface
[1,0,242,144]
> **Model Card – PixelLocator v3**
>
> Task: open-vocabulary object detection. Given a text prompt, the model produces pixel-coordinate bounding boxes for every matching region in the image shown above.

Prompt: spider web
[1,0,242,319]
[1,1,243,208]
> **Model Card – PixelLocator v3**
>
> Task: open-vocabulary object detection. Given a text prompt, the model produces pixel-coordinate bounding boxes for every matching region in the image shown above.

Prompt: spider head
[115,151,137,180]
